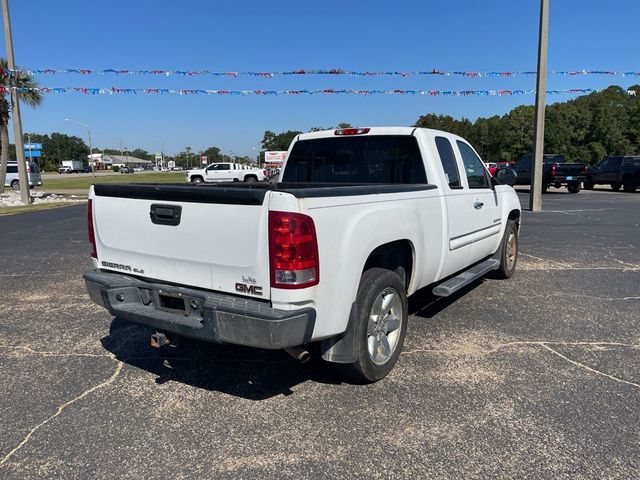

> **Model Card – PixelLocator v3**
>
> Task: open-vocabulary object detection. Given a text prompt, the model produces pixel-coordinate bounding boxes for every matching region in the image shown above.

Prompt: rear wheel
[623,176,636,192]
[10,179,19,191]
[341,268,408,383]
[611,182,621,192]
[190,176,204,184]
[244,176,257,183]
[567,182,581,194]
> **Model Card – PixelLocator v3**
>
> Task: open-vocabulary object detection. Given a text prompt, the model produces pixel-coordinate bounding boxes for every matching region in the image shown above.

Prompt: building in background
[88,153,153,170]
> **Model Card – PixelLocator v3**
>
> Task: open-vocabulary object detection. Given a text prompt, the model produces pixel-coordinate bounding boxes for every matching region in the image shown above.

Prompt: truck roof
[297,127,449,142]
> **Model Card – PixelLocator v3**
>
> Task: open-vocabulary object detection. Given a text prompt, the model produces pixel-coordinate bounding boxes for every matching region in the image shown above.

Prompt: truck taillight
[269,211,319,289]
[334,127,370,136]
[87,199,97,258]
[583,165,588,174]
[550,164,556,176]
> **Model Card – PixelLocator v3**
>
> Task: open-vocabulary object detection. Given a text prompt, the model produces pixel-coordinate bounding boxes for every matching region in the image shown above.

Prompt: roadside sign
[201,154,208,164]
[167,160,176,169]
[24,143,42,150]
[24,150,41,158]
[264,151,287,163]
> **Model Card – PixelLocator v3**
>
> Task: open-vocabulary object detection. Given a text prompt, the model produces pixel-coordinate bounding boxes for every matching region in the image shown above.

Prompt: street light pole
[529,0,549,212]
[2,0,30,203]
[65,118,95,176]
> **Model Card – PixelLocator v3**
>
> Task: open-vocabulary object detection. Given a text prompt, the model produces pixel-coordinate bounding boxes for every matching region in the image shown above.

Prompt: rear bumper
[84,270,316,349]
[549,175,585,184]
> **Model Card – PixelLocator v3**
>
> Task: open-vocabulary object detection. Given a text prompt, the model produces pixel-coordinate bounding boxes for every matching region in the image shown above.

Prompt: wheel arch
[362,239,415,291]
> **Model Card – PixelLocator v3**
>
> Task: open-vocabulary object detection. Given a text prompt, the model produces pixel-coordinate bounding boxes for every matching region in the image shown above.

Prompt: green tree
[0,58,43,192]
[261,130,301,151]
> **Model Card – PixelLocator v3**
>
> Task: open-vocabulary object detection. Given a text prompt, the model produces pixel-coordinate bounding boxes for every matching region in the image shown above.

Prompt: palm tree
[0,58,43,193]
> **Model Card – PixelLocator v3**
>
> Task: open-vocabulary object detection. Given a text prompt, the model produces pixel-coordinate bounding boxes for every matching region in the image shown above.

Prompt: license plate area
[566,176,574,180]
[156,290,190,316]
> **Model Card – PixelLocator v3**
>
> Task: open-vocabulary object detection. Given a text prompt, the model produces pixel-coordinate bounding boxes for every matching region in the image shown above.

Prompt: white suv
[4,162,43,190]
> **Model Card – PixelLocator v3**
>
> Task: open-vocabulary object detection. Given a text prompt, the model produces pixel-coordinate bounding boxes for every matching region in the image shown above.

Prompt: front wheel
[583,177,594,190]
[490,220,518,279]
[341,268,408,383]
[623,176,636,193]
[10,179,19,191]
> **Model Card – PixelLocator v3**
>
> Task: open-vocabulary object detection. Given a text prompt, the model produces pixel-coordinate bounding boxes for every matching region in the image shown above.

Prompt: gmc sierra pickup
[84,127,521,382]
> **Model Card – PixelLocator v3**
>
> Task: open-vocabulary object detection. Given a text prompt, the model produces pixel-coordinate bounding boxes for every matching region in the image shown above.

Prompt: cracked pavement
[1,188,639,479]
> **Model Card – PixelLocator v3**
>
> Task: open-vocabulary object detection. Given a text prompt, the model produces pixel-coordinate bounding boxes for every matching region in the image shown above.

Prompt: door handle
[473,201,484,210]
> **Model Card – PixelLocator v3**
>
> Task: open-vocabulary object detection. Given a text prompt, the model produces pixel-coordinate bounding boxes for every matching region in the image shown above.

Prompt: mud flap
[320,302,359,364]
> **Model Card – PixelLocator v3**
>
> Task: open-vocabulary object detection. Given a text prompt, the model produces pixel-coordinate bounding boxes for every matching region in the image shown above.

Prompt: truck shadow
[409,281,482,319]
[101,317,346,400]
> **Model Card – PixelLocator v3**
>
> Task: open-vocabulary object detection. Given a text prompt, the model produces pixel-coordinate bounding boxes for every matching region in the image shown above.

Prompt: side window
[434,137,461,189]
[220,164,231,171]
[457,141,490,189]
[7,165,17,174]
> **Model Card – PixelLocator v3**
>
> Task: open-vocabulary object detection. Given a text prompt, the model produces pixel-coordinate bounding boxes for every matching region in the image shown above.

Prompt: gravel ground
[0,189,639,479]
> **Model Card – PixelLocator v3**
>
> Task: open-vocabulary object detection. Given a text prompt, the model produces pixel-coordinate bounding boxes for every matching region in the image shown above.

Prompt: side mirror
[494,168,517,187]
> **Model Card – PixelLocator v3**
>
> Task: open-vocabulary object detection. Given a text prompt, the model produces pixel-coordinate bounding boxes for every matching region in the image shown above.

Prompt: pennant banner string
[3,68,640,78]
[2,86,637,97]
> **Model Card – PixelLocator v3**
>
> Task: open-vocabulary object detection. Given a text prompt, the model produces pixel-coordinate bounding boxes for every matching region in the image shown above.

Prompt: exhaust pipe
[150,331,171,349]
[284,346,311,363]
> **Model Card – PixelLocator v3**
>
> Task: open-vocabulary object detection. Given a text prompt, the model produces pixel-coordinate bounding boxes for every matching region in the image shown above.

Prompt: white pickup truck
[84,127,521,382]
[186,162,267,183]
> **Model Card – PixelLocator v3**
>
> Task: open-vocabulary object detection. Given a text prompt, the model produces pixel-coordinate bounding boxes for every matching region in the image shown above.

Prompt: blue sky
[2,0,639,157]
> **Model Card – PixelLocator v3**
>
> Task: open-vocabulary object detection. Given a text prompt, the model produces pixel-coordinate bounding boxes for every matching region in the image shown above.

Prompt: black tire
[244,176,257,183]
[490,220,518,279]
[583,177,594,190]
[190,176,204,184]
[10,179,19,191]
[611,182,621,192]
[341,268,408,383]
[541,183,548,193]
[622,176,636,193]
[567,182,581,194]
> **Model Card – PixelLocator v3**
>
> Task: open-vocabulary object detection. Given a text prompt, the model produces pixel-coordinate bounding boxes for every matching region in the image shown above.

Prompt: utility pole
[529,0,549,212]
[65,118,95,176]
[2,0,30,204]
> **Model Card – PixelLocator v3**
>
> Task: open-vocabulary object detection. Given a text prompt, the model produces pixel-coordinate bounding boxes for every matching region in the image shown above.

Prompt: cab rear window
[282,135,427,184]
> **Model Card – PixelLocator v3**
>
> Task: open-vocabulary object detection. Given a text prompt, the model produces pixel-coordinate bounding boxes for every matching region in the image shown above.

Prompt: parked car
[484,162,498,175]
[85,127,521,382]
[58,166,72,174]
[584,156,640,192]
[512,154,588,193]
[186,162,267,183]
[120,166,134,174]
[4,162,42,190]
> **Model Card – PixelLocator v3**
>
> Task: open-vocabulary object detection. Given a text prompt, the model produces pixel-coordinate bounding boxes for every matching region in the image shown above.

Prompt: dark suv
[584,156,640,192]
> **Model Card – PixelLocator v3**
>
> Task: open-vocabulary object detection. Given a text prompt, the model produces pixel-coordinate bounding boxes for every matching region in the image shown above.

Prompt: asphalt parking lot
[1,188,639,479]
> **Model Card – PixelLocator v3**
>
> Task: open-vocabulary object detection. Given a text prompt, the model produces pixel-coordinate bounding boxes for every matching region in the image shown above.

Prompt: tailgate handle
[150,204,182,226]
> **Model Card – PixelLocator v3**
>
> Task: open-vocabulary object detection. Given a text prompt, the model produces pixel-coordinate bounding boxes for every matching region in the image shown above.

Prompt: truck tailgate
[91,184,272,300]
